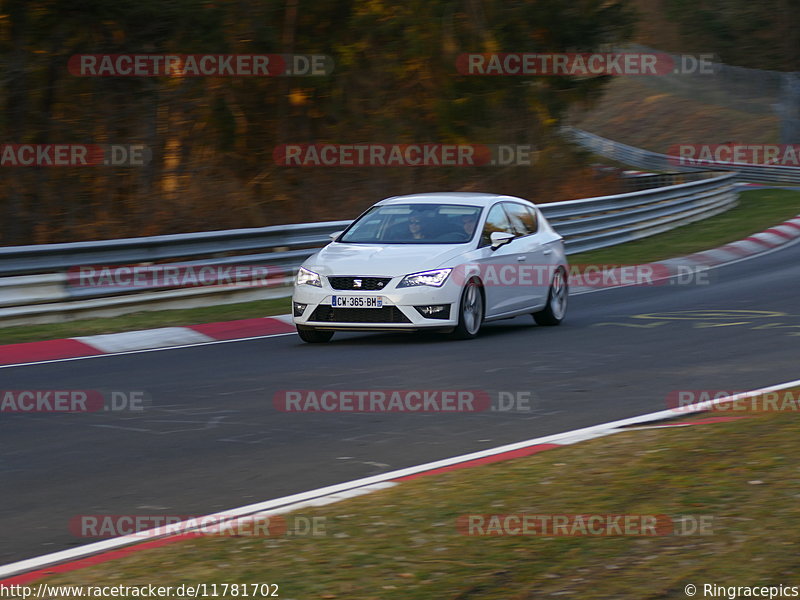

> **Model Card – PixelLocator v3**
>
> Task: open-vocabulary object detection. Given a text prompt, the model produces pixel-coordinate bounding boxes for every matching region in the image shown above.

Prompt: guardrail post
[778,72,800,144]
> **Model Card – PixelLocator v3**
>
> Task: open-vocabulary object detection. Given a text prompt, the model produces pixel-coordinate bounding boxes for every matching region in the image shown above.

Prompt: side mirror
[490,231,515,250]
[329,231,344,242]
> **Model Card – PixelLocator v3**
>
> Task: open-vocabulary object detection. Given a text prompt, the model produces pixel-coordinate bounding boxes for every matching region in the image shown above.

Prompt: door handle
[543,249,552,256]
[516,255,527,261]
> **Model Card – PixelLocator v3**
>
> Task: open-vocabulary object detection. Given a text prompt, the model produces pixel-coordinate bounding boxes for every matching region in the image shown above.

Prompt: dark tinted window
[504,202,538,236]
[479,203,514,247]
[340,203,482,244]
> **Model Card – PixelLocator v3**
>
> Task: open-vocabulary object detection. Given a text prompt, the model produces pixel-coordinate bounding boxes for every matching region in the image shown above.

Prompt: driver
[408,215,426,239]
[462,214,478,236]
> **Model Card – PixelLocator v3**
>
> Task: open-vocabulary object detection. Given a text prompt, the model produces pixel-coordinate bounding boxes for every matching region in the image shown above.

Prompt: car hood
[304,243,469,277]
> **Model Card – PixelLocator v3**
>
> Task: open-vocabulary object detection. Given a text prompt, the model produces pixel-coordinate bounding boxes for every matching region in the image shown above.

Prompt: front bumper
[292,275,463,331]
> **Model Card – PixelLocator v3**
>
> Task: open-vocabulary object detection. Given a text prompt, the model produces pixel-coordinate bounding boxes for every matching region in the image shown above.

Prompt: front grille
[328,276,391,291]
[309,305,411,323]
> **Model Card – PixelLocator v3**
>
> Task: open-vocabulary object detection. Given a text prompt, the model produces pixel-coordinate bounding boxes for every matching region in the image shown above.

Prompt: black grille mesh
[328,277,391,291]
[309,306,411,323]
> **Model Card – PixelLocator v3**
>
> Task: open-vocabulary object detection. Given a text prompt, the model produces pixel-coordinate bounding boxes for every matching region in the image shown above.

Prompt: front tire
[450,279,484,340]
[533,267,567,326]
[297,325,334,343]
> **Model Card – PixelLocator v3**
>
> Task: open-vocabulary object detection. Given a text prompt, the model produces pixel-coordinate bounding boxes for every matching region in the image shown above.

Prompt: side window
[504,202,538,236]
[525,206,540,234]
[479,203,514,247]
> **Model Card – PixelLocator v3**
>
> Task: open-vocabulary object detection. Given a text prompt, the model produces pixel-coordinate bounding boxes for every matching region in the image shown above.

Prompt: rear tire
[297,326,335,343]
[450,279,484,340]
[533,267,567,326]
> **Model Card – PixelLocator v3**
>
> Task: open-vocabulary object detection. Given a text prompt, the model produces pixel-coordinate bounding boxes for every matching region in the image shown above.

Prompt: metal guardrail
[564,127,800,184]
[0,172,738,326]
[541,171,736,254]
[619,172,700,192]
[0,220,353,277]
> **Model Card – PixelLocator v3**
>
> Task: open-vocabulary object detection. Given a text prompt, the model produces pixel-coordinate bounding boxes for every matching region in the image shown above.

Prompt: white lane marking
[257,482,399,513]
[726,240,770,254]
[75,327,214,354]
[555,429,621,445]
[772,224,800,236]
[751,232,784,246]
[90,415,228,435]
[710,248,745,260]
[1,376,798,579]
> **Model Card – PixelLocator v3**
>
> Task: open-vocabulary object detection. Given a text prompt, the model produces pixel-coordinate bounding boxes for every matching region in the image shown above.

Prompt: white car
[292,192,568,343]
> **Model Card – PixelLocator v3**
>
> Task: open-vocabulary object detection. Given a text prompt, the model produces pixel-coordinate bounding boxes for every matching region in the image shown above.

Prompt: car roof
[376,192,535,208]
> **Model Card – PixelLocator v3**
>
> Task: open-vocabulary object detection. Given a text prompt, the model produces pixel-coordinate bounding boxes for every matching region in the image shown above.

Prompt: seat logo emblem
[353,279,362,288]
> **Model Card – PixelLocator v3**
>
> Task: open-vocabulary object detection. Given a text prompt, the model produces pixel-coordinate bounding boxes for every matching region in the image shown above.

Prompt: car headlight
[397,268,452,288]
[296,267,322,287]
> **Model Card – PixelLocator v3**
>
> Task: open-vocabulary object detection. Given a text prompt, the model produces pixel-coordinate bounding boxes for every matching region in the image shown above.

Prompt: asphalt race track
[1,241,798,564]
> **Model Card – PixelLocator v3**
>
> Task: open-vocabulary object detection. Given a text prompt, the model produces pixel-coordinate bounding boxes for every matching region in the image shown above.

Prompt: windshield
[339,203,483,244]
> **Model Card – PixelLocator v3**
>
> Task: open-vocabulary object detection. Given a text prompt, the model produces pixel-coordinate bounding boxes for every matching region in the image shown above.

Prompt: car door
[501,202,549,310]
[469,202,522,317]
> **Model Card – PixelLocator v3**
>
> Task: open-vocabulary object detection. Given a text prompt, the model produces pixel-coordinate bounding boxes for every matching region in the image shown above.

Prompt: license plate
[331,296,383,308]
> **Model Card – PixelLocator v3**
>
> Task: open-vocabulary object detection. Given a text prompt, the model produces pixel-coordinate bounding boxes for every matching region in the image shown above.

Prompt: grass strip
[0,298,291,345]
[570,188,800,265]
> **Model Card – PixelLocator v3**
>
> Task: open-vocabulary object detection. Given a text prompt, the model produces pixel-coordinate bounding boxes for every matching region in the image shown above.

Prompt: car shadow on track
[288,316,566,346]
